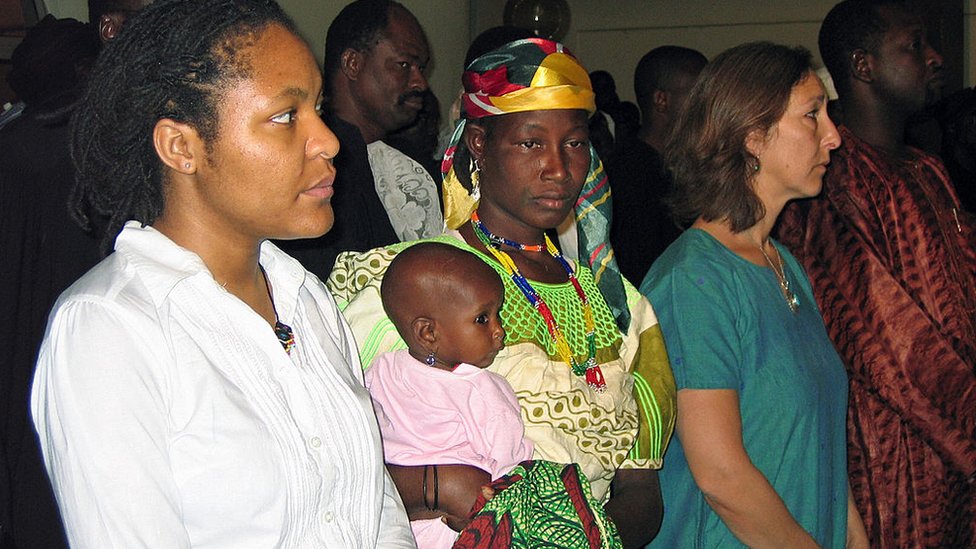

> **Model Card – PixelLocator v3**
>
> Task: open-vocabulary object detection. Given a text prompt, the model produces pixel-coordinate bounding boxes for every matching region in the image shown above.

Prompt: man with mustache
[278,0,442,279]
[777,1,976,547]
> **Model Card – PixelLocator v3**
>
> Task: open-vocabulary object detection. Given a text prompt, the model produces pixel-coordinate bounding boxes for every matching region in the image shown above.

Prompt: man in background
[606,45,706,284]
[279,0,442,279]
[777,1,976,546]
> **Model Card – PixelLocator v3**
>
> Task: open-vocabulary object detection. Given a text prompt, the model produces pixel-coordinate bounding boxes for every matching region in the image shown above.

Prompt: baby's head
[382,242,505,370]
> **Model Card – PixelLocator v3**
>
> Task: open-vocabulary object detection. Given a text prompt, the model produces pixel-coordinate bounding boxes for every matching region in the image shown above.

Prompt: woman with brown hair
[640,42,866,548]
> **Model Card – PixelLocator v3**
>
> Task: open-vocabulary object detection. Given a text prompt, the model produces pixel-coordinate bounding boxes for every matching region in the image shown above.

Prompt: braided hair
[70,0,298,253]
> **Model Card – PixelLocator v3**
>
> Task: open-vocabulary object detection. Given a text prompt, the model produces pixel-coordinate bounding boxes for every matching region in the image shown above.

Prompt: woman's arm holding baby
[386,463,492,531]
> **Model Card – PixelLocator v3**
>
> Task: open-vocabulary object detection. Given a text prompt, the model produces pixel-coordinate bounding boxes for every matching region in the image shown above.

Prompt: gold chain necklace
[758,242,799,314]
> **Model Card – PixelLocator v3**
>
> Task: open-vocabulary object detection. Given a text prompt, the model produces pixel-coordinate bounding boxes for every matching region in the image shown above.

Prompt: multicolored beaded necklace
[274,320,296,354]
[471,211,606,392]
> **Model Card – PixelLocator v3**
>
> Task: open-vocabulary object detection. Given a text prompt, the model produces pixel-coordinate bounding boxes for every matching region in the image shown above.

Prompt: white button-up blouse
[31,222,415,548]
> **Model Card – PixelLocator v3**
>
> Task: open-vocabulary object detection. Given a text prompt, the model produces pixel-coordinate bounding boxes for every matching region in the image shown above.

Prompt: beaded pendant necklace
[274,320,296,354]
[471,211,606,392]
[261,267,296,354]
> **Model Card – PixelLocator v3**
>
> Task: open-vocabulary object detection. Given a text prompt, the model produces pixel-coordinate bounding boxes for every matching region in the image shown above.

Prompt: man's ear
[464,123,488,162]
[850,48,872,84]
[153,119,201,175]
[98,13,127,43]
[652,89,669,113]
[340,48,363,80]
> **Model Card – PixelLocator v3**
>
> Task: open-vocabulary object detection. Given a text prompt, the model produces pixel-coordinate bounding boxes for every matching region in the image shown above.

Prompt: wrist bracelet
[423,465,433,511]
[432,464,439,511]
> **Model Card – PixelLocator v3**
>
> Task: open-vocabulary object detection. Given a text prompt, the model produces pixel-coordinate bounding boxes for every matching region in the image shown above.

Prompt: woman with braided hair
[30,0,414,546]
[328,38,676,547]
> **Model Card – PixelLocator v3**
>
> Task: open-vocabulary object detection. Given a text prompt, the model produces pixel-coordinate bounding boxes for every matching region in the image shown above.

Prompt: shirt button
[323,511,334,523]
[310,436,322,448]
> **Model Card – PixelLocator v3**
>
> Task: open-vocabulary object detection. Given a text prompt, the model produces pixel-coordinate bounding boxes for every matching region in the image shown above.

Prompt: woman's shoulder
[326,244,400,303]
[37,254,174,388]
[642,229,742,290]
[640,229,758,328]
[53,249,156,322]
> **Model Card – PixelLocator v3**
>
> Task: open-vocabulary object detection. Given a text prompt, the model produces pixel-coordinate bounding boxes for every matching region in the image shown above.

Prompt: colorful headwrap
[440,38,630,331]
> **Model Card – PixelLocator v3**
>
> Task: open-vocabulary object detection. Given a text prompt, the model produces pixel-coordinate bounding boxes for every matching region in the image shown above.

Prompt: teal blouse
[640,229,849,548]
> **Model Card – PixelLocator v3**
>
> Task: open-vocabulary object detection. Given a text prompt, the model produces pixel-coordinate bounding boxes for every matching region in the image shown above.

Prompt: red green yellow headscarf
[441,38,630,331]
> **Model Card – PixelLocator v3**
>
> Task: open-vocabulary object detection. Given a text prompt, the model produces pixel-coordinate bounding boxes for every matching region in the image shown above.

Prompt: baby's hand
[442,485,495,532]
[480,485,495,501]
[441,512,471,532]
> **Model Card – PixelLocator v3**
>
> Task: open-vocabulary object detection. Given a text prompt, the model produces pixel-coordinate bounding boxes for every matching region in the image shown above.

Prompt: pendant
[783,287,799,314]
[275,320,295,354]
[585,365,607,393]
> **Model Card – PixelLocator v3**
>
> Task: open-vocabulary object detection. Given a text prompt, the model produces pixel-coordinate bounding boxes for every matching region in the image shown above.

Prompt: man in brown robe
[777,0,976,546]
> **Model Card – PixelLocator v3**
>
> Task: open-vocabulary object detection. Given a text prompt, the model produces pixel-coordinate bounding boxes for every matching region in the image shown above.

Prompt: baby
[366,242,621,549]
[365,242,533,548]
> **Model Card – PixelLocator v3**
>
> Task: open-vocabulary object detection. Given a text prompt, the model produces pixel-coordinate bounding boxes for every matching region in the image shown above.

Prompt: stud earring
[184,162,192,169]
[425,352,436,366]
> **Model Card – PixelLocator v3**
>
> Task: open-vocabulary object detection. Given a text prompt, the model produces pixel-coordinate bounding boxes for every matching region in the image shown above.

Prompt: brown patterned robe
[777,126,976,548]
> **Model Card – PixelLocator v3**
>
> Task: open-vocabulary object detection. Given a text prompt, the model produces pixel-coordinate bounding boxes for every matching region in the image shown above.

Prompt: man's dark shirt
[0,105,97,549]
[605,137,682,285]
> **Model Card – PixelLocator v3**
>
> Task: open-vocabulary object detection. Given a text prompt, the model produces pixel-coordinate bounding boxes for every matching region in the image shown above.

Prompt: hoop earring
[469,158,481,202]
[425,352,436,366]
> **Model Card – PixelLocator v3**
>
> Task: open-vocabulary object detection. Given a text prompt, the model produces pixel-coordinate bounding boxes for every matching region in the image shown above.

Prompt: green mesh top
[327,233,676,499]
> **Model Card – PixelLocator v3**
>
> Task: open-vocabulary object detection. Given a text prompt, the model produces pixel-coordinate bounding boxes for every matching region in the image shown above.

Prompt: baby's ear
[412,317,437,348]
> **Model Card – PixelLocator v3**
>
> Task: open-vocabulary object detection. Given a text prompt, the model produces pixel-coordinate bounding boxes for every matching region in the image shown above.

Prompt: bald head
[382,243,502,342]
[633,45,707,150]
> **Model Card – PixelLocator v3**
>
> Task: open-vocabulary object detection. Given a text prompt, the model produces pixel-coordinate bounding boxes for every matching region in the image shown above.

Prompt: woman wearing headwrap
[328,38,676,547]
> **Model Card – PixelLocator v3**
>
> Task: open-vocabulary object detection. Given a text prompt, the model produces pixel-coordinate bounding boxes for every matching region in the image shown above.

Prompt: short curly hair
[633,45,707,104]
[70,0,299,253]
[665,41,814,233]
[819,0,904,99]
[323,0,409,86]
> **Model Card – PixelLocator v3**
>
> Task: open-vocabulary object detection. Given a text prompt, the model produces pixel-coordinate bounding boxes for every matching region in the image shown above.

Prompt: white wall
[469,0,830,105]
[472,0,972,106]
[38,0,973,128]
